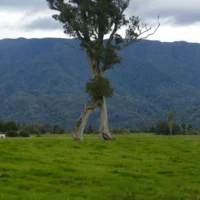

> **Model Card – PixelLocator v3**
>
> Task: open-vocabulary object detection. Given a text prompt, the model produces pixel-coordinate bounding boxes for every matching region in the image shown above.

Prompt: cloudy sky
[0,0,200,43]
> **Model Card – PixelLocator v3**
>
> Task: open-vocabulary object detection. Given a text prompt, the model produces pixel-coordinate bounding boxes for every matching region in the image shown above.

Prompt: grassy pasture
[0,134,200,200]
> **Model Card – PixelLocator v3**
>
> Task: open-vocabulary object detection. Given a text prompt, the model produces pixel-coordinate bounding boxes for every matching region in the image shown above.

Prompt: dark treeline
[1,119,199,137]
[0,120,65,137]
[85,121,200,135]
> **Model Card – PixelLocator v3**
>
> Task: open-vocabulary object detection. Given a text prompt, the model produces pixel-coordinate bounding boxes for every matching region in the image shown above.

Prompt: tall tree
[46,0,159,140]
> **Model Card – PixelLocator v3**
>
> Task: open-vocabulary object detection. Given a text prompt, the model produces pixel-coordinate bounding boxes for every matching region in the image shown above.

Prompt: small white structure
[0,134,6,138]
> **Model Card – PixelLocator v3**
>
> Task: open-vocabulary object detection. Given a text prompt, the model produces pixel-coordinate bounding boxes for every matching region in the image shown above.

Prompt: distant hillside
[0,38,200,129]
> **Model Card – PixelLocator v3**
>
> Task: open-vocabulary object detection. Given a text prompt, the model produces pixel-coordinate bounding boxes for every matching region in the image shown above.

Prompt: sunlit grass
[0,134,200,200]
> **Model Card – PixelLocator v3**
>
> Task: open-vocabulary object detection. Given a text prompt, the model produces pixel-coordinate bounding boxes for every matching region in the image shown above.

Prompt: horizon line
[0,37,200,44]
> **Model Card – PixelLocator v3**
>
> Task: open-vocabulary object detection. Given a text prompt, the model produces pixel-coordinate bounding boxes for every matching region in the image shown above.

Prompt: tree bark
[73,55,113,140]
[99,97,114,140]
[168,121,173,136]
[73,98,100,140]
[73,56,100,141]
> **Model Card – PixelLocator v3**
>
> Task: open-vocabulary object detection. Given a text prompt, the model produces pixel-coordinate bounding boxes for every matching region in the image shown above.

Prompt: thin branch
[120,16,160,50]
[136,19,160,42]
[75,30,84,40]
[106,22,119,47]
[105,8,126,47]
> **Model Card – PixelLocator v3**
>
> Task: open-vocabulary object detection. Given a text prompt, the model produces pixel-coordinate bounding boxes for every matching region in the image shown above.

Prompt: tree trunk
[99,97,114,140]
[73,98,100,140]
[73,56,100,141]
[168,120,173,136]
[73,55,113,140]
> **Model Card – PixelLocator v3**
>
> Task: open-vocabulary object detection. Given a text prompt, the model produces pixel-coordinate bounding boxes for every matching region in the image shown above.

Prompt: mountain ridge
[0,38,200,129]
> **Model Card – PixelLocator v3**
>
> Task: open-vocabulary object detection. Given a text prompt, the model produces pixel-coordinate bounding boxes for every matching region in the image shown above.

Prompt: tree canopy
[47,0,159,73]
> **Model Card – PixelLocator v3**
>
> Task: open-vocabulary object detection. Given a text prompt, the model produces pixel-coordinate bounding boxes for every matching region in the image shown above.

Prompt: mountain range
[0,38,200,129]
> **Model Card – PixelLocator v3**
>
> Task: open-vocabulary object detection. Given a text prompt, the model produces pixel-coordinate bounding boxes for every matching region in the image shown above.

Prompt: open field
[0,134,200,200]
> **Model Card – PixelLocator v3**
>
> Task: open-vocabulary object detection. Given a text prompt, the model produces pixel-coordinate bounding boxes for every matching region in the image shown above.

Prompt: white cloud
[149,23,200,43]
[128,0,200,25]
[0,9,65,39]
[0,0,200,43]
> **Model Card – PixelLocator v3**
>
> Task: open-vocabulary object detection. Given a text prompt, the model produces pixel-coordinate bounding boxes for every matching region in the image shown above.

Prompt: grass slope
[0,135,200,200]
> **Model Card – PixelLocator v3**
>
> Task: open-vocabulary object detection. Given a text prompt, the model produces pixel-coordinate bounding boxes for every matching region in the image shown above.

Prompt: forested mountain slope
[0,38,199,129]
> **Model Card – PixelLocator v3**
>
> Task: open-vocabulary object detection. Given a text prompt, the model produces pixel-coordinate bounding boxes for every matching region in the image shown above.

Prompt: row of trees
[85,122,199,135]
[0,120,65,136]
[152,121,196,135]
[21,124,65,135]
[0,120,18,133]
[6,130,30,138]
[0,119,198,136]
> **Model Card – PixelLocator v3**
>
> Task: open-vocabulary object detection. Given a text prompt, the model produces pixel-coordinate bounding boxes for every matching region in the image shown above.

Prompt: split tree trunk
[73,55,113,140]
[99,97,114,140]
[73,56,99,141]
[73,96,114,141]
[73,98,100,140]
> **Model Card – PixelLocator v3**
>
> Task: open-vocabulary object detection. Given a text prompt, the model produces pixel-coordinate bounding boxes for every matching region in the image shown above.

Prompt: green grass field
[0,134,200,200]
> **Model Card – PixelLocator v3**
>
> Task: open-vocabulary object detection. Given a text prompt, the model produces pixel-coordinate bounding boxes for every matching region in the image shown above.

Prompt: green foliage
[86,76,113,99]
[180,124,200,135]
[0,135,200,199]
[19,131,30,137]
[6,130,19,137]
[46,0,146,73]
[156,121,180,135]
[181,123,187,135]
[52,125,65,134]
[181,123,187,130]
[139,126,149,133]
[21,124,65,135]
[149,126,156,133]
[155,121,169,135]
[173,123,181,135]
[0,120,4,132]
[48,0,129,37]
[101,44,121,71]
[0,121,18,133]
[111,127,129,134]
[1,38,200,129]
[4,121,18,132]
[188,124,193,131]
[22,126,40,135]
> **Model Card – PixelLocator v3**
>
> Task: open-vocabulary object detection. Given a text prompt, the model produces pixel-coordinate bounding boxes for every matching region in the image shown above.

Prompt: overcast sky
[0,0,200,43]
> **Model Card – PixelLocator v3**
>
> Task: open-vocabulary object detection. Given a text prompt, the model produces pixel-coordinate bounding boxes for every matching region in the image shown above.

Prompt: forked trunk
[73,98,100,140]
[99,97,114,140]
[73,97,113,140]
[73,56,113,140]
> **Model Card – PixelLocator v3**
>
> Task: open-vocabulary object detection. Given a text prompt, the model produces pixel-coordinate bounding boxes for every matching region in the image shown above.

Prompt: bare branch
[105,5,128,48]
[120,16,160,51]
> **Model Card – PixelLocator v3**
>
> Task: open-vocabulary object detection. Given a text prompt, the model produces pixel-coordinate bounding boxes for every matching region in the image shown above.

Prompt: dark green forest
[0,38,200,129]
